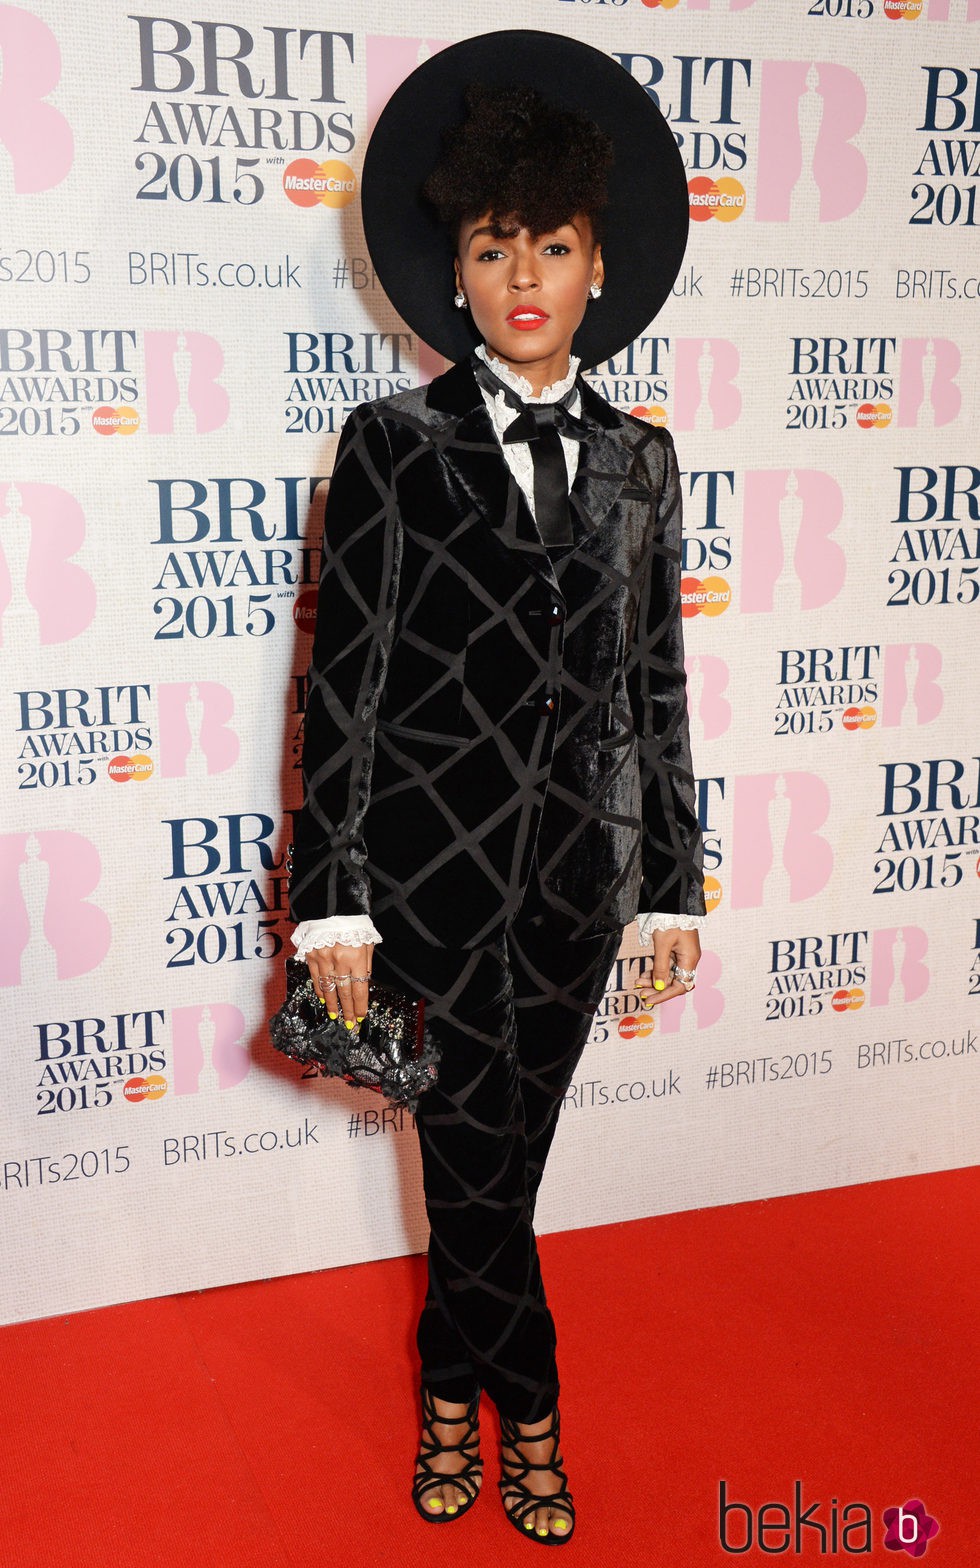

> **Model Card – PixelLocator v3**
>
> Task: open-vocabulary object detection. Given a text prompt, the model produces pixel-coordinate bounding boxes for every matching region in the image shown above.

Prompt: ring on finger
[672,965,697,982]
[349,973,371,983]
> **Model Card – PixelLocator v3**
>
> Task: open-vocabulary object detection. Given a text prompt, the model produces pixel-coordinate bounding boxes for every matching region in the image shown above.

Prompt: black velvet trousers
[370,865,623,1424]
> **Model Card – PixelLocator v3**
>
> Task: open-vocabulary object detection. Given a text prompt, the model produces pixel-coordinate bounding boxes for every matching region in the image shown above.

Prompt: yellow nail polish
[554,1520,568,1532]
[537,1527,549,1536]
[428,1499,443,1511]
[327,1011,338,1020]
[355,1014,366,1022]
[446,1505,457,1514]
[524,1520,534,1530]
[654,979,666,991]
[344,1019,355,1030]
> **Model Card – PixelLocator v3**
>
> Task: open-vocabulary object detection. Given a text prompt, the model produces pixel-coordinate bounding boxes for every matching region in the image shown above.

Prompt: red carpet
[3,1166,976,1566]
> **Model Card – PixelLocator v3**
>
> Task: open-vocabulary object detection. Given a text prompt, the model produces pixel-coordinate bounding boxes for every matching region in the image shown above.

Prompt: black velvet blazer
[288,354,705,947]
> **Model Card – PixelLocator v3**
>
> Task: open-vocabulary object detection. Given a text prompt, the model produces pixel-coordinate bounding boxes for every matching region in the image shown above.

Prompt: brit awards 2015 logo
[613,50,751,219]
[765,926,930,1023]
[772,643,943,737]
[130,15,355,207]
[163,811,287,969]
[284,330,413,434]
[25,1000,255,1118]
[149,473,326,639]
[588,337,741,434]
[756,62,867,222]
[731,773,833,909]
[875,756,980,894]
[0,329,229,437]
[32,1009,167,1117]
[741,470,846,615]
[784,336,961,432]
[910,64,980,226]
[0,482,96,645]
[0,4,73,193]
[0,830,111,986]
[12,681,241,790]
[889,463,980,609]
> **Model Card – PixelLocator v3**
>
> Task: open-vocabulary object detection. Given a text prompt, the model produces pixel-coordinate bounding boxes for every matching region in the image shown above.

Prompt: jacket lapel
[424,357,645,590]
[426,358,561,594]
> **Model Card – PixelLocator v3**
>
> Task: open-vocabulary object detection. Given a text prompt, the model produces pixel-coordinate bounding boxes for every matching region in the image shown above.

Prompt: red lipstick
[506,306,549,331]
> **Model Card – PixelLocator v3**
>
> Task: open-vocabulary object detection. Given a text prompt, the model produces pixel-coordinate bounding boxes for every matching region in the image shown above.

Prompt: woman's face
[455,211,603,393]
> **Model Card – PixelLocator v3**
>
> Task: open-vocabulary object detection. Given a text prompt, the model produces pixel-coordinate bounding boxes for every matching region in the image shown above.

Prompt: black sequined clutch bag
[269,958,440,1113]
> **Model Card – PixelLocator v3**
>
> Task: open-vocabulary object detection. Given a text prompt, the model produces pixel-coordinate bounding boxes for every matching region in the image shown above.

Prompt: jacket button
[548,603,564,624]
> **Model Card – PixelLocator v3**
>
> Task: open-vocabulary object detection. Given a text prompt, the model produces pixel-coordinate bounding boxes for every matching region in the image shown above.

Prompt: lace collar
[475,343,580,406]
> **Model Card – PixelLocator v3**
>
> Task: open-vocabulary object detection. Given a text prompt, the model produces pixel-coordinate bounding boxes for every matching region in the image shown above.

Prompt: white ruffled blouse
[291,347,705,959]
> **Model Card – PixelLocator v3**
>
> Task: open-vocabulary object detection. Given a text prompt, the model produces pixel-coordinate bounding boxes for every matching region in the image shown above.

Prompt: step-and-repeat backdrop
[1,0,977,1324]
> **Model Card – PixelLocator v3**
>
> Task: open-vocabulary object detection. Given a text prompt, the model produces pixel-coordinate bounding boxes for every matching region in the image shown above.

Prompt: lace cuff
[636,910,706,945]
[291,916,383,959]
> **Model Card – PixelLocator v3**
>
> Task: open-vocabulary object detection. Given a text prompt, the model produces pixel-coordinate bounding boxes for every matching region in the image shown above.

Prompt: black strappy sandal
[411,1385,483,1522]
[498,1409,575,1545]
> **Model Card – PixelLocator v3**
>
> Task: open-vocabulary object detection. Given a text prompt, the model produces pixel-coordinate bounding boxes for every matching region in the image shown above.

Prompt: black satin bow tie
[473,358,592,547]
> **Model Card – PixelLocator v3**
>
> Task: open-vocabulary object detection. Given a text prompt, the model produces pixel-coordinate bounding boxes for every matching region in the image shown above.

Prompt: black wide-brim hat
[361,29,688,371]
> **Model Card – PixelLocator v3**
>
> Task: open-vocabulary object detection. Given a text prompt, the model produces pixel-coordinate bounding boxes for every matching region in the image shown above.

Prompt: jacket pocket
[376,718,472,749]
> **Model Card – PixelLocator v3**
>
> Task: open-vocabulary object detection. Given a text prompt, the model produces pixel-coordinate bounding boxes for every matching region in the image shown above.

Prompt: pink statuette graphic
[757,62,867,222]
[673,338,741,432]
[882,1498,939,1557]
[742,470,846,614]
[897,339,961,429]
[731,772,833,909]
[0,4,73,193]
[364,34,452,130]
[655,948,724,1032]
[158,682,240,778]
[0,481,96,645]
[925,0,980,18]
[0,830,111,986]
[144,331,230,435]
[870,927,930,1007]
[170,1003,251,1094]
[686,654,731,742]
[881,645,943,729]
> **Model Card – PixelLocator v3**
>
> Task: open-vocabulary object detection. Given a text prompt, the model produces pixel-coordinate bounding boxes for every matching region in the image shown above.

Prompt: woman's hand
[306,941,374,1027]
[640,927,701,1008]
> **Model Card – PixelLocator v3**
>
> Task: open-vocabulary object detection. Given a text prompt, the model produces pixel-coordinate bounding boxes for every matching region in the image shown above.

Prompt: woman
[287,32,705,1545]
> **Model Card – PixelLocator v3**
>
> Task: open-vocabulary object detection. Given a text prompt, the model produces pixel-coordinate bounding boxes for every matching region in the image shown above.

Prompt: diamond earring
[454,290,467,309]
[589,282,602,300]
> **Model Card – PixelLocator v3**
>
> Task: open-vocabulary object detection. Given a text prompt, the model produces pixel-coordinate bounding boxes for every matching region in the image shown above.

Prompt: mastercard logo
[283,158,357,209]
[108,754,154,782]
[688,177,746,224]
[92,405,139,435]
[883,0,922,16]
[293,589,318,632]
[123,1074,168,1103]
[857,402,892,430]
[703,876,723,914]
[831,988,865,1013]
[630,404,669,426]
[619,1013,654,1040]
[842,706,877,732]
[640,0,681,8]
[681,575,731,618]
